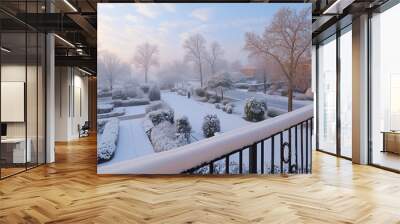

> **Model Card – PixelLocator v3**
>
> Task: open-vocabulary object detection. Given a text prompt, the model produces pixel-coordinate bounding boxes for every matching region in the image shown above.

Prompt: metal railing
[184,118,313,175]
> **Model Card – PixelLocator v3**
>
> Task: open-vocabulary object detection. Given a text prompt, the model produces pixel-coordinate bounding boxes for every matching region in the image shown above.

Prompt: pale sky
[98,3,310,66]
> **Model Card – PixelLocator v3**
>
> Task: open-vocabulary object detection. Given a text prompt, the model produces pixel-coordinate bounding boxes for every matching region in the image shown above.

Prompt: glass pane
[318,35,337,154]
[27,31,38,169]
[1,31,27,177]
[371,4,400,170]
[340,28,352,158]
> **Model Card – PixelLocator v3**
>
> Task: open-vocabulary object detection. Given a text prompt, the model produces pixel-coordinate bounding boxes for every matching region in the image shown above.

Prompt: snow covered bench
[97,118,119,163]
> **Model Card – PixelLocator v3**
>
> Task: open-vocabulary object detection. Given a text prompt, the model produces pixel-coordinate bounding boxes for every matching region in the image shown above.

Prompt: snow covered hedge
[244,97,267,121]
[97,118,119,163]
[202,114,221,138]
[98,104,114,114]
[97,108,125,119]
[150,121,188,153]
[113,98,149,107]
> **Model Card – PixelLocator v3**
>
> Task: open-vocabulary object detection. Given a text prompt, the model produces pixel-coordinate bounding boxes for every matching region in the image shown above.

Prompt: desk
[1,138,31,163]
[382,131,400,154]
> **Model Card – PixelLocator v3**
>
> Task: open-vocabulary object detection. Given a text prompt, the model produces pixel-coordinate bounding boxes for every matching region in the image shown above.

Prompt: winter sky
[98,3,310,66]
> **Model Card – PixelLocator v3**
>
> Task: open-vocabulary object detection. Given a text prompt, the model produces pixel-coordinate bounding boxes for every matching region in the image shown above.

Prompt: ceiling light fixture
[63,0,78,12]
[54,34,75,48]
[78,67,93,76]
[1,47,11,53]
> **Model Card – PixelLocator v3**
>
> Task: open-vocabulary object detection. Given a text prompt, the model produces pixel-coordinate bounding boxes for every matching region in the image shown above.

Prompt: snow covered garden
[97,4,312,174]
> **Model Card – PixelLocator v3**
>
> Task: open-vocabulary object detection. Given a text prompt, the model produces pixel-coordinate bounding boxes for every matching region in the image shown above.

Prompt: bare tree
[183,34,207,87]
[244,7,311,111]
[98,50,123,92]
[205,41,224,76]
[133,42,159,83]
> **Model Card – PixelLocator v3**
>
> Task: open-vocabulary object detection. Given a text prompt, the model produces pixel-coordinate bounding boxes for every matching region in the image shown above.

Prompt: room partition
[0,1,46,179]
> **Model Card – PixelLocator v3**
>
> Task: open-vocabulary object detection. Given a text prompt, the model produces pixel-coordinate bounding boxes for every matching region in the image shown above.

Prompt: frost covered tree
[244,7,311,111]
[98,51,123,92]
[205,42,224,76]
[207,72,233,100]
[133,42,159,83]
[183,34,207,87]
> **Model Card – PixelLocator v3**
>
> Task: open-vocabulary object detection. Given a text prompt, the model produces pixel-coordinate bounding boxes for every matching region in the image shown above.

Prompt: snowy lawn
[162,92,252,140]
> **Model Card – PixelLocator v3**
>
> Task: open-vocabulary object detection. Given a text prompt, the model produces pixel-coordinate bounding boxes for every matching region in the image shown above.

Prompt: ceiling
[0,0,394,74]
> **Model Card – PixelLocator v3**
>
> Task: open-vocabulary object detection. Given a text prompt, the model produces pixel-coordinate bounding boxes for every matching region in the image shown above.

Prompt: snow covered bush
[223,104,233,114]
[145,101,171,113]
[221,99,230,105]
[97,118,119,163]
[150,121,188,153]
[215,103,222,109]
[195,88,205,97]
[177,89,186,96]
[97,104,114,114]
[175,116,192,141]
[149,85,161,101]
[140,85,150,93]
[147,109,174,126]
[202,114,221,138]
[244,97,267,121]
[112,89,125,100]
[125,87,144,99]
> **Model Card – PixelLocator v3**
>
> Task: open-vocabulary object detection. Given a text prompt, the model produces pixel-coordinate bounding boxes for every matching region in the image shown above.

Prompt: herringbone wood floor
[1,135,400,224]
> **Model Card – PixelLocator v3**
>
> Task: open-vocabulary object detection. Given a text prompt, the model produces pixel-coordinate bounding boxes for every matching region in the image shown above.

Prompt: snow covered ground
[98,118,154,168]
[162,92,252,140]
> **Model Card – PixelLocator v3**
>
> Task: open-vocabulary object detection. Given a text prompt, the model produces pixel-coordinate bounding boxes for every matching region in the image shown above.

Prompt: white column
[46,32,55,163]
[352,14,369,164]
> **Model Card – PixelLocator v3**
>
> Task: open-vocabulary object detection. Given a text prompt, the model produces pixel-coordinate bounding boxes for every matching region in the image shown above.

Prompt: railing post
[249,143,257,174]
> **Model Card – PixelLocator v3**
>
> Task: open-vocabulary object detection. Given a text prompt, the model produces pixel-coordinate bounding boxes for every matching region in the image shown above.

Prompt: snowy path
[98,118,154,167]
[162,92,252,140]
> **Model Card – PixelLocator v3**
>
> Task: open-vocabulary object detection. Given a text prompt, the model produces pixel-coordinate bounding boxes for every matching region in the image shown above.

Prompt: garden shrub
[175,116,192,141]
[195,88,206,97]
[202,114,221,138]
[149,85,161,101]
[140,85,150,93]
[147,109,174,126]
[244,97,267,121]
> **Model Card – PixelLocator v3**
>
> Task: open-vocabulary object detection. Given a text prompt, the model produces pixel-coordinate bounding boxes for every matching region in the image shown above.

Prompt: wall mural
[97,3,313,174]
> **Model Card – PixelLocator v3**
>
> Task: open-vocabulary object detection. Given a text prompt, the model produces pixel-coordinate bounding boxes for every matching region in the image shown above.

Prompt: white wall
[55,67,89,141]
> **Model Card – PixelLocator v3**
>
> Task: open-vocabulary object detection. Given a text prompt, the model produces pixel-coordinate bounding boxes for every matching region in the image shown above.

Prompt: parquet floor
[1,135,400,223]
